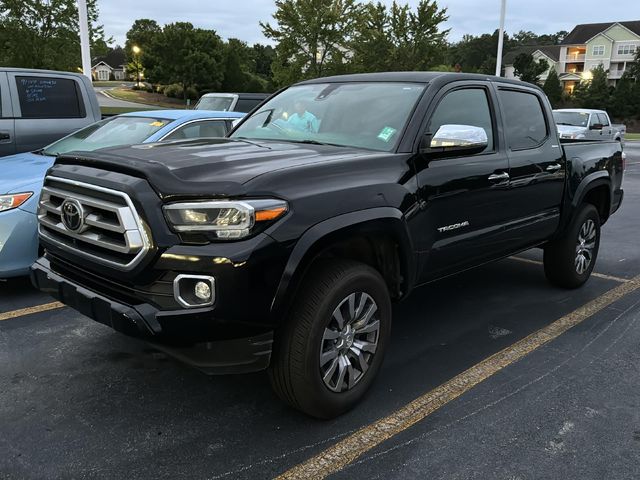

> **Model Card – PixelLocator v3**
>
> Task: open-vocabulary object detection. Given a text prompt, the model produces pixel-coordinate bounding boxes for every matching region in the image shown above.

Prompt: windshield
[42,116,172,156]
[553,111,589,127]
[230,82,426,152]
[195,96,235,111]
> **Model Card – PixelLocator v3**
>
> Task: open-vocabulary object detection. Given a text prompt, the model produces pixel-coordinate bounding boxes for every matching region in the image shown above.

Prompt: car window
[597,113,610,126]
[235,98,263,113]
[498,90,548,150]
[231,82,426,152]
[42,116,172,156]
[163,120,228,141]
[588,114,599,127]
[195,96,235,111]
[16,76,85,119]
[553,111,589,127]
[427,88,494,151]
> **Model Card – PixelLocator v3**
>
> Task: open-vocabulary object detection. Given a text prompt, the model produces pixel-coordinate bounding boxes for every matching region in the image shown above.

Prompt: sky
[97,0,640,47]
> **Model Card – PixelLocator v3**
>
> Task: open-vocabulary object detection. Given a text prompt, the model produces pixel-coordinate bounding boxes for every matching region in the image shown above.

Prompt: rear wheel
[269,260,392,419]
[544,203,600,288]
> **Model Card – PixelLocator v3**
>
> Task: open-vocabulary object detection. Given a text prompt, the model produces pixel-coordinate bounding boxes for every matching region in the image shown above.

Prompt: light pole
[495,0,507,77]
[132,45,141,86]
[77,0,92,79]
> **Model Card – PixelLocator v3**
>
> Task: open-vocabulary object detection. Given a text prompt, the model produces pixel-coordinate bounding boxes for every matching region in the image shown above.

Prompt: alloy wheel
[575,219,597,275]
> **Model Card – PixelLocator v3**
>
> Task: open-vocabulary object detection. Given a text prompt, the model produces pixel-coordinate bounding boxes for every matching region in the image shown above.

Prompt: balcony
[564,53,585,62]
[609,69,626,79]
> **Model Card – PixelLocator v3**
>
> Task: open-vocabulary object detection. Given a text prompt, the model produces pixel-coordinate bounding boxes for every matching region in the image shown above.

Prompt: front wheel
[544,203,601,288]
[269,260,392,419]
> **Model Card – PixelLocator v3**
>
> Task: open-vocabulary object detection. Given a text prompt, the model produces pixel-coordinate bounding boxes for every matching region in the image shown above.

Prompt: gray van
[0,68,101,157]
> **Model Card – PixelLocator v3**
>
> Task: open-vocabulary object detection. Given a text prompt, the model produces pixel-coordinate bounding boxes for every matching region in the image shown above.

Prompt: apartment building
[504,21,639,94]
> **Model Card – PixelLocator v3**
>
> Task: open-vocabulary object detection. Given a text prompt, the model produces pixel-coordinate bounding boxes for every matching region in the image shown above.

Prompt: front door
[412,83,512,283]
[0,72,15,157]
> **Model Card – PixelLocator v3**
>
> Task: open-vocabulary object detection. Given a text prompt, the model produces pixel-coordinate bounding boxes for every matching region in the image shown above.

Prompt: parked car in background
[0,109,243,278]
[0,68,102,157]
[553,109,625,142]
[194,92,269,113]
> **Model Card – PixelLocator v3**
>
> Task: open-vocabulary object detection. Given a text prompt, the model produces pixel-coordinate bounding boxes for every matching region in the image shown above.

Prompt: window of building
[617,44,636,55]
[498,89,548,150]
[592,45,605,56]
[15,76,85,119]
[427,88,494,152]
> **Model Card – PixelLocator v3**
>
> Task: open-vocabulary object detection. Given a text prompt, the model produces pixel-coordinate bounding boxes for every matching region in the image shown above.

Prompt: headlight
[163,199,288,239]
[0,192,33,212]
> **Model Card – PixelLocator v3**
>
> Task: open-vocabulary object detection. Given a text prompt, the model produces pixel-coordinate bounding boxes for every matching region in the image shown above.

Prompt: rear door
[597,113,614,139]
[0,72,16,156]
[413,81,513,282]
[8,72,94,153]
[495,85,565,248]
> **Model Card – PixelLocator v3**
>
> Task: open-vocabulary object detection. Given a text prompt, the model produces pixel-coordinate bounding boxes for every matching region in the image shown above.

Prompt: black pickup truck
[31,72,624,418]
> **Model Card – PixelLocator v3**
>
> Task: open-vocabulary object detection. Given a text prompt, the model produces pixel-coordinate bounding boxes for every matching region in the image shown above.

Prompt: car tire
[543,203,601,289]
[269,259,392,419]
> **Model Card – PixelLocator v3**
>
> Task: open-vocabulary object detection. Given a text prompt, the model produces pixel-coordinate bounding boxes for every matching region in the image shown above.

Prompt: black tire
[544,203,601,289]
[269,259,392,419]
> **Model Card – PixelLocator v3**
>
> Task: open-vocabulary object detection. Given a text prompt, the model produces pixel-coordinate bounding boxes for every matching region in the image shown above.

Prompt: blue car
[0,109,244,278]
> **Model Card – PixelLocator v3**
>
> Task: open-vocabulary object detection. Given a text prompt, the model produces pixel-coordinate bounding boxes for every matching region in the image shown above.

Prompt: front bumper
[0,207,39,278]
[30,257,274,373]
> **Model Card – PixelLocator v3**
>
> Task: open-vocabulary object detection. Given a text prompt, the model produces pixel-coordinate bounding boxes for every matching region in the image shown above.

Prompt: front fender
[269,207,415,318]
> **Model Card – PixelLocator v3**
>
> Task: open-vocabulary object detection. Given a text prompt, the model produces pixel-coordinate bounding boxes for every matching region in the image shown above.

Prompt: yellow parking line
[0,302,64,322]
[277,275,640,480]
[509,256,630,283]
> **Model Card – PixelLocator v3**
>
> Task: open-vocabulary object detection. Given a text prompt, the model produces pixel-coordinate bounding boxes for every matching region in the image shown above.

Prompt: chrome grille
[38,176,151,270]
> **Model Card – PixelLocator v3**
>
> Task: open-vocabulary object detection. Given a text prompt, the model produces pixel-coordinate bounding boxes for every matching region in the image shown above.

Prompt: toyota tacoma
[31,72,625,418]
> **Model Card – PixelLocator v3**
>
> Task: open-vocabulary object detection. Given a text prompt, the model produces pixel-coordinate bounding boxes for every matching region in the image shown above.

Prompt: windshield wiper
[286,139,345,147]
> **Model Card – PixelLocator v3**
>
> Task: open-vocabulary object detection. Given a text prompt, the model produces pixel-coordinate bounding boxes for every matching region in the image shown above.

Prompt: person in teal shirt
[286,101,319,133]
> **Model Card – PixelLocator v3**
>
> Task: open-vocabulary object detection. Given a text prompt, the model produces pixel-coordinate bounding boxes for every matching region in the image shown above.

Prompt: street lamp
[495,0,507,77]
[132,45,141,87]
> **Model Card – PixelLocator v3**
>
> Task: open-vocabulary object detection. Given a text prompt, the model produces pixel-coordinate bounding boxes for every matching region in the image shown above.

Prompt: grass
[106,88,185,109]
[625,132,640,141]
[100,106,156,116]
[92,81,130,87]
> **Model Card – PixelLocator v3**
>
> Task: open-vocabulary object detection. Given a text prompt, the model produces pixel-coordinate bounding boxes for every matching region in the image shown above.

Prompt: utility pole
[495,0,507,77]
[77,0,92,79]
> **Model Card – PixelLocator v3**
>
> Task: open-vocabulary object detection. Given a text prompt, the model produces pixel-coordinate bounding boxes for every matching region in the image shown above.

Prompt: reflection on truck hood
[556,125,587,135]
[55,138,376,198]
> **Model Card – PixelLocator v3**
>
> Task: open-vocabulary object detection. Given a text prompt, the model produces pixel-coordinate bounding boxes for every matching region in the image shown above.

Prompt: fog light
[173,274,215,308]
[195,281,211,301]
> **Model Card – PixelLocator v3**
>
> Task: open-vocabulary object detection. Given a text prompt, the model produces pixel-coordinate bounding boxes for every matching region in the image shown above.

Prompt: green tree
[513,53,548,84]
[252,44,276,79]
[573,64,610,110]
[449,31,503,73]
[542,68,563,107]
[221,38,254,92]
[261,0,362,86]
[0,0,111,71]
[124,19,161,62]
[144,22,224,101]
[610,72,639,119]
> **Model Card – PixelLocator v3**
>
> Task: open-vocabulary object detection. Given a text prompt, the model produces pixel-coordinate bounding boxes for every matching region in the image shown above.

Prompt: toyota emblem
[61,199,84,232]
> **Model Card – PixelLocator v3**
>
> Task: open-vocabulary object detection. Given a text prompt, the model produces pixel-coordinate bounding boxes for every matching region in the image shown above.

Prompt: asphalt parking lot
[2,143,640,480]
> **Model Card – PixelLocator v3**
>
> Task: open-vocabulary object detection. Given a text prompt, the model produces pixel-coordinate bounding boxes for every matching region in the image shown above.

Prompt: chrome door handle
[0,131,10,142]
[546,163,562,172]
[488,172,510,183]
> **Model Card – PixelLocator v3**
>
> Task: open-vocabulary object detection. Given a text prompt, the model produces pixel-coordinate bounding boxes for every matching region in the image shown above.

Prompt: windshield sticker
[149,121,166,127]
[377,126,397,142]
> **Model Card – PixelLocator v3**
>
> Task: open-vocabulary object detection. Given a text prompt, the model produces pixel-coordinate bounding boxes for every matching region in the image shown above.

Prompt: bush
[185,86,199,100]
[164,84,183,98]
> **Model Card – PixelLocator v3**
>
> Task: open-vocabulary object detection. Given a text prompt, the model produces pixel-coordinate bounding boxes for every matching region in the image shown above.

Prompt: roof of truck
[297,71,536,88]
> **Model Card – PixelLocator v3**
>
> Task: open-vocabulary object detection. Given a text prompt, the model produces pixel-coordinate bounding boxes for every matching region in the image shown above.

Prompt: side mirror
[589,123,603,130]
[421,124,488,156]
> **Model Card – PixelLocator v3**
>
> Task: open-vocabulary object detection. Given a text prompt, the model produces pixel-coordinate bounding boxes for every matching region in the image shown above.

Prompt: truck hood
[55,138,379,199]
[0,151,55,194]
[556,125,587,136]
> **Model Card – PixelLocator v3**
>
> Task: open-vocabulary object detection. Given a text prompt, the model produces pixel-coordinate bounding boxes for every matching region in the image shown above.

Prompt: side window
[597,113,610,126]
[235,98,262,113]
[427,88,494,151]
[164,120,227,141]
[498,90,548,150]
[589,114,599,127]
[15,76,85,119]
